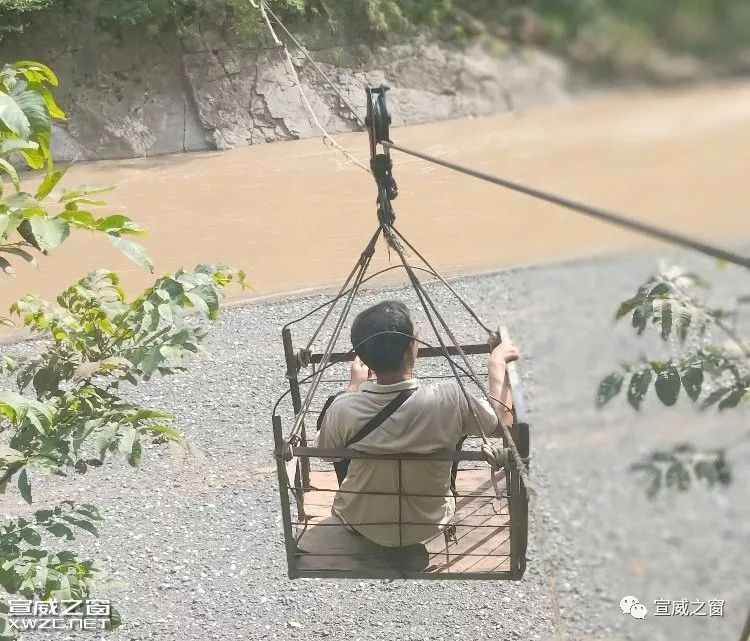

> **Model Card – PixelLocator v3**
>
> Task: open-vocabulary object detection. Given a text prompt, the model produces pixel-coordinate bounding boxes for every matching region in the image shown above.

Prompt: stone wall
[5,22,569,160]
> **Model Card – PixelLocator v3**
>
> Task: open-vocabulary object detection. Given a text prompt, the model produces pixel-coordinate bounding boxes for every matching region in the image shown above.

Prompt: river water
[3,83,750,315]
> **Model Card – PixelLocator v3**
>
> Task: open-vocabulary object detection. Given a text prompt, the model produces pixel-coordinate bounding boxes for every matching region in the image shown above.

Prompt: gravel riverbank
[2,249,748,641]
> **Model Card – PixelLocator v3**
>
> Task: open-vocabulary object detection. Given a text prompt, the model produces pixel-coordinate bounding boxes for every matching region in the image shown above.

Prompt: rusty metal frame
[274,329,530,581]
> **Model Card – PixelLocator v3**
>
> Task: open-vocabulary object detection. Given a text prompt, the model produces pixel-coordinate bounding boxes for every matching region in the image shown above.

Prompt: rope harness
[272,79,535,499]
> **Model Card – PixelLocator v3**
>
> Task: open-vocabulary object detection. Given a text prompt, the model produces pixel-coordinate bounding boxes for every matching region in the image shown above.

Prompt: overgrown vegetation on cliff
[2,0,750,69]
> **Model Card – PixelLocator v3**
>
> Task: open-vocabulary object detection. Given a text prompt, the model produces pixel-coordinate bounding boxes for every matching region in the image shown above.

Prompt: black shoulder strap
[316,391,345,432]
[345,387,417,447]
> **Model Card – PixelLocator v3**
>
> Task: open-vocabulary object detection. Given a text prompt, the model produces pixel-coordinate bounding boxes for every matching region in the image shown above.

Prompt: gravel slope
[2,249,748,641]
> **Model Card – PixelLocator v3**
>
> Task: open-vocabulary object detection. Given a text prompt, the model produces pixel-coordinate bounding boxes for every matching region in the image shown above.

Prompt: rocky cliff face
[5,22,569,161]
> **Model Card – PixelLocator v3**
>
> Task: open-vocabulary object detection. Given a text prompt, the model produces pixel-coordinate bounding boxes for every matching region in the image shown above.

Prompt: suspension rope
[284,265,455,332]
[302,244,377,352]
[285,263,493,342]
[279,222,531,493]
[392,227,495,335]
[383,141,750,270]
[259,1,369,173]
[260,1,368,131]
[286,228,380,444]
[384,226,534,494]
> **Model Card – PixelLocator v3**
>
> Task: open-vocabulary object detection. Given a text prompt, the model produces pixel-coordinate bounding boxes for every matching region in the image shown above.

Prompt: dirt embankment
[3,17,568,161]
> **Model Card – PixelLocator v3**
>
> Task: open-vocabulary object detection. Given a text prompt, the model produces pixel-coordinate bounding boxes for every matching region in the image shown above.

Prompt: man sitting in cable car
[317,300,520,563]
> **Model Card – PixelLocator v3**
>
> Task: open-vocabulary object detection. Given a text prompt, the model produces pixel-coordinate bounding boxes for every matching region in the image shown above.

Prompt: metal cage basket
[273,329,530,581]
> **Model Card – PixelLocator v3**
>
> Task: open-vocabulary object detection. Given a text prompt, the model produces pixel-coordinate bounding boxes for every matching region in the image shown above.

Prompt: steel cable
[384,141,750,270]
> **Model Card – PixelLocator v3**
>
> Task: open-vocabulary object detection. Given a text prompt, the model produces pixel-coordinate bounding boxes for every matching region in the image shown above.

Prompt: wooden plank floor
[295,468,511,575]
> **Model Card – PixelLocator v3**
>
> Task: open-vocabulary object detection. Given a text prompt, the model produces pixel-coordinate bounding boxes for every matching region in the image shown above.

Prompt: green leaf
[627,368,652,410]
[4,190,41,210]
[58,209,97,228]
[58,185,114,201]
[649,282,671,297]
[681,364,703,401]
[118,427,136,459]
[11,83,51,135]
[0,92,31,137]
[0,136,36,153]
[129,439,143,466]
[718,387,745,411]
[646,470,662,498]
[18,468,32,503]
[701,386,731,409]
[37,165,68,199]
[0,245,37,265]
[694,460,718,486]
[139,347,164,378]
[676,307,691,342]
[715,453,731,485]
[107,234,153,272]
[35,508,54,523]
[186,291,210,316]
[20,145,45,170]
[665,461,690,491]
[95,214,143,234]
[19,527,41,546]
[0,212,22,239]
[157,302,173,325]
[596,371,624,407]
[0,157,20,190]
[29,216,70,250]
[631,301,650,334]
[13,61,59,86]
[194,284,220,320]
[660,301,672,340]
[95,424,119,458]
[615,296,642,320]
[62,516,99,536]
[72,361,102,383]
[0,255,15,273]
[654,366,680,406]
[650,450,676,463]
[26,81,66,120]
[109,605,123,630]
[46,523,74,540]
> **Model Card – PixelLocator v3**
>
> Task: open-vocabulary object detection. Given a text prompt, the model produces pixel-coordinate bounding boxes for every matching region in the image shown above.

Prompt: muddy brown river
[3,84,750,318]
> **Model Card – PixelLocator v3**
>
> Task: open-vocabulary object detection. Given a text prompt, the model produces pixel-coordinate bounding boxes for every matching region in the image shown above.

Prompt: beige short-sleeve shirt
[317,378,498,547]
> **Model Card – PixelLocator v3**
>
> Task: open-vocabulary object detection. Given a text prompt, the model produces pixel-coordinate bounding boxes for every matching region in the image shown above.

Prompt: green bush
[1,0,749,56]
[1,57,247,637]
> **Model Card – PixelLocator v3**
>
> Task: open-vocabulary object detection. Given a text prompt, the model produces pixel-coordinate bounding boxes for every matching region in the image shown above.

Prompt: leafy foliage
[3,264,245,491]
[1,58,246,638]
[3,0,750,58]
[0,61,61,172]
[0,503,122,638]
[598,265,748,496]
[1,61,151,284]
[630,444,731,498]
[597,266,749,412]
[1,268,244,635]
